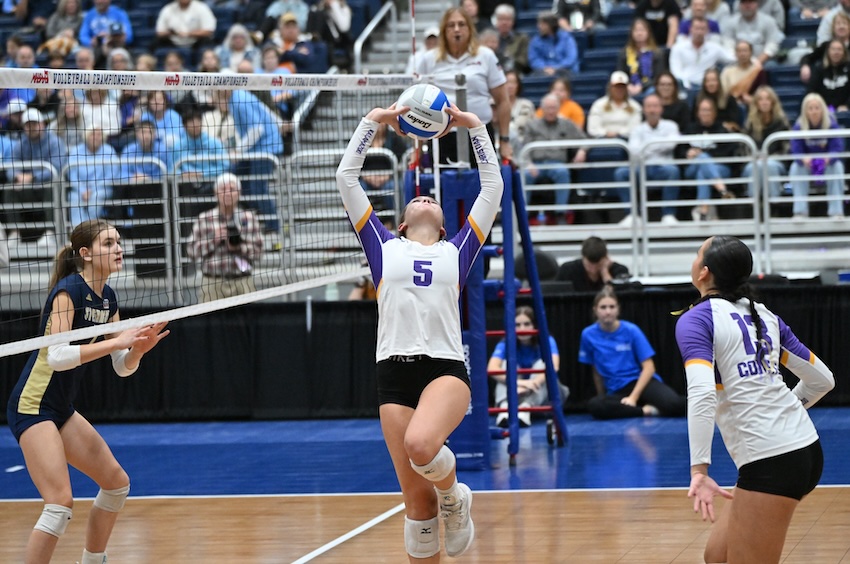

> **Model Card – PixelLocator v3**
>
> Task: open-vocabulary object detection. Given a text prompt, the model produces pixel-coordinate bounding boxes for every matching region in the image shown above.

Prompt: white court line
[290,502,405,563]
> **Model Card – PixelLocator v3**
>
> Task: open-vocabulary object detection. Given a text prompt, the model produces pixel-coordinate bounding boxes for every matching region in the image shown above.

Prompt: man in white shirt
[155,0,217,55]
[722,0,784,65]
[669,17,735,89]
[613,93,681,226]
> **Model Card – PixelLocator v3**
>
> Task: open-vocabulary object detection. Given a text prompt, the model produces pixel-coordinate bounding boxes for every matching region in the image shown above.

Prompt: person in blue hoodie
[78,0,134,48]
[121,120,171,181]
[788,92,846,219]
[173,110,230,184]
[528,11,579,78]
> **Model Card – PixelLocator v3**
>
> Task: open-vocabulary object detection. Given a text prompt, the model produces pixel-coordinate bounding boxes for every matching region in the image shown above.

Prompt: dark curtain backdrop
[1,285,848,423]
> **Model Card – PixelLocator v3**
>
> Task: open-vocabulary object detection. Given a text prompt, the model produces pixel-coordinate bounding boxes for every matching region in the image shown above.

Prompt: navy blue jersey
[8,274,118,418]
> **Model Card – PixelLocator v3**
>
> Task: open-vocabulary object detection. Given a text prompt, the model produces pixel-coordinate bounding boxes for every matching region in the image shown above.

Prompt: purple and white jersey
[336,119,503,362]
[676,298,834,469]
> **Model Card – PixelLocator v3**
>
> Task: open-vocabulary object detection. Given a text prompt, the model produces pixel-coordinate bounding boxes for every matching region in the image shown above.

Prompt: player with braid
[336,102,503,561]
[7,219,169,564]
[675,235,834,564]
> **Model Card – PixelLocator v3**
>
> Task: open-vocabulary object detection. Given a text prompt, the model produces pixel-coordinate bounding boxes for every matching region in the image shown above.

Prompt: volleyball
[396,84,452,140]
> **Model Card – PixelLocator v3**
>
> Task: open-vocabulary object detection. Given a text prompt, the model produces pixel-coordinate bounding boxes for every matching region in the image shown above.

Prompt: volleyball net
[0,68,414,357]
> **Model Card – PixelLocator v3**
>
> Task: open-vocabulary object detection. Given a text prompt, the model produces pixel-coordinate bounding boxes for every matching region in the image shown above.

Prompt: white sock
[81,549,107,564]
[436,479,460,505]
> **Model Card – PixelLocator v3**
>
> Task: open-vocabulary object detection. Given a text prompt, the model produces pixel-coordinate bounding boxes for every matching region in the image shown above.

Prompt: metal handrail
[353,1,398,75]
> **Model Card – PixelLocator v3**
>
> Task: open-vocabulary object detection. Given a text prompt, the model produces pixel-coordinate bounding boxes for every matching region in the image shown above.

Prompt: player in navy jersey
[676,236,834,564]
[336,103,503,562]
[6,219,169,564]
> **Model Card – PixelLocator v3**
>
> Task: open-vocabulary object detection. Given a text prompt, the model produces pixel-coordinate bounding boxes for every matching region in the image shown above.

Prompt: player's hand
[131,322,170,354]
[688,473,733,522]
[365,104,408,136]
[444,103,482,130]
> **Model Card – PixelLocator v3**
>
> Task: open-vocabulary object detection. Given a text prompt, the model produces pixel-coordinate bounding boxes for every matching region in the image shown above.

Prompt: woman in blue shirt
[488,306,569,427]
[579,286,686,419]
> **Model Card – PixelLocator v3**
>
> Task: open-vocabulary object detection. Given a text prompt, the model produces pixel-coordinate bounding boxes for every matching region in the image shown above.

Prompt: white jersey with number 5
[336,118,504,362]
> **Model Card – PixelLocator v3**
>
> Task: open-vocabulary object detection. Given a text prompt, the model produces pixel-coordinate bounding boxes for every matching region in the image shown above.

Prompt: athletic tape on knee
[410,445,455,483]
[34,504,72,537]
[404,516,440,559]
[93,484,129,512]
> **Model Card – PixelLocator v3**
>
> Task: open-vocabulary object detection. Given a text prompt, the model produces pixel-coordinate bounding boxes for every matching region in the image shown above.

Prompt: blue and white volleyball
[396,84,452,140]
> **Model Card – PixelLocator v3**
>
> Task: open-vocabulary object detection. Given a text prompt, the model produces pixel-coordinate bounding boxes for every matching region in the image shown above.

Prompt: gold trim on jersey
[355,207,372,232]
[17,318,55,415]
[468,215,484,244]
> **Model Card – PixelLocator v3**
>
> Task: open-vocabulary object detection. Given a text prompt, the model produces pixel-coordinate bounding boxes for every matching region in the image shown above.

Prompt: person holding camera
[188,173,263,303]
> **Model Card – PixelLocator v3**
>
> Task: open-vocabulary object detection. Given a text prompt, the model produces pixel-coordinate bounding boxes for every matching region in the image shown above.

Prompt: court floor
[2,408,850,562]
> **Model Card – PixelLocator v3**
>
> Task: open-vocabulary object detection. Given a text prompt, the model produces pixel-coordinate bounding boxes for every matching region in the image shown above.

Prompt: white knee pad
[410,445,455,483]
[34,504,72,537]
[93,484,129,512]
[404,516,440,559]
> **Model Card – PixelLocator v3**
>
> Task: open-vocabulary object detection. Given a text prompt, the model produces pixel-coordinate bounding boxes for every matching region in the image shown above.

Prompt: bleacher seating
[580,47,620,73]
[786,16,820,38]
[606,6,636,29]
[592,28,626,50]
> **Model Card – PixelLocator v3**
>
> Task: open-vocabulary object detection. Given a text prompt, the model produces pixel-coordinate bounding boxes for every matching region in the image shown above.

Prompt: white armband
[46,344,82,371]
[110,348,138,378]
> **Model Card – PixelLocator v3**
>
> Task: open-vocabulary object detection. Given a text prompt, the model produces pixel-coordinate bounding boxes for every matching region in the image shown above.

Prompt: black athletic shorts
[376,355,470,408]
[736,440,823,501]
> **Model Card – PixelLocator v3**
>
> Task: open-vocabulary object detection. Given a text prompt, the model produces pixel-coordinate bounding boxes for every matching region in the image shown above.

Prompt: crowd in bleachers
[424,0,850,224]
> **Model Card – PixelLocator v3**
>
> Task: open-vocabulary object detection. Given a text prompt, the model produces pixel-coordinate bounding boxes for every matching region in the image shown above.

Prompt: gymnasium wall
[1,285,848,423]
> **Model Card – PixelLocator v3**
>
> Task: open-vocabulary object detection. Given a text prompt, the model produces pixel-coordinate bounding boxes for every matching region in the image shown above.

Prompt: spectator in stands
[555,0,603,34]
[635,0,681,48]
[732,0,785,31]
[44,0,83,48]
[741,85,790,202]
[265,0,309,31]
[1,34,23,67]
[216,24,262,73]
[693,68,743,131]
[679,0,722,38]
[535,76,585,130]
[816,0,850,45]
[723,0,785,66]
[359,122,407,212]
[162,50,198,112]
[140,90,184,149]
[50,91,86,148]
[504,70,536,152]
[587,71,642,139]
[679,98,736,222]
[67,126,120,227]
[669,17,735,90]
[8,45,37,104]
[405,26,440,75]
[802,12,850,83]
[203,87,239,151]
[555,236,630,291]
[528,11,579,77]
[788,93,846,219]
[6,0,54,30]
[29,84,61,125]
[523,93,587,225]
[122,119,171,181]
[154,0,216,58]
[92,22,129,69]
[308,0,353,68]
[415,7,511,163]
[6,108,68,244]
[613,93,681,226]
[188,172,263,303]
[479,28,507,69]
[273,12,327,74]
[617,17,668,98]
[79,0,133,49]
[174,110,231,188]
[492,3,529,74]
[808,40,850,111]
[720,40,767,106]
[460,0,490,33]
[218,88,284,238]
[488,305,569,428]
[791,0,831,20]
[580,285,686,420]
[80,88,121,142]
[136,53,157,72]
[0,97,26,136]
[74,45,95,71]
[258,46,294,118]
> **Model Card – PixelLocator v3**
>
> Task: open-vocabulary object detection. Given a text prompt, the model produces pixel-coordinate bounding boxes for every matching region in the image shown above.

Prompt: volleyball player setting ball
[336,92,503,562]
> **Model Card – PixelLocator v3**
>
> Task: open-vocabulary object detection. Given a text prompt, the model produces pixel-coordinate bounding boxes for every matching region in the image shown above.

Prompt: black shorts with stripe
[376,355,470,408]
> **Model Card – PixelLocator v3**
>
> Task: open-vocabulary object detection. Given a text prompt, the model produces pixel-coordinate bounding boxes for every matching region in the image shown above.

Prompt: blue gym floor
[2,408,849,499]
